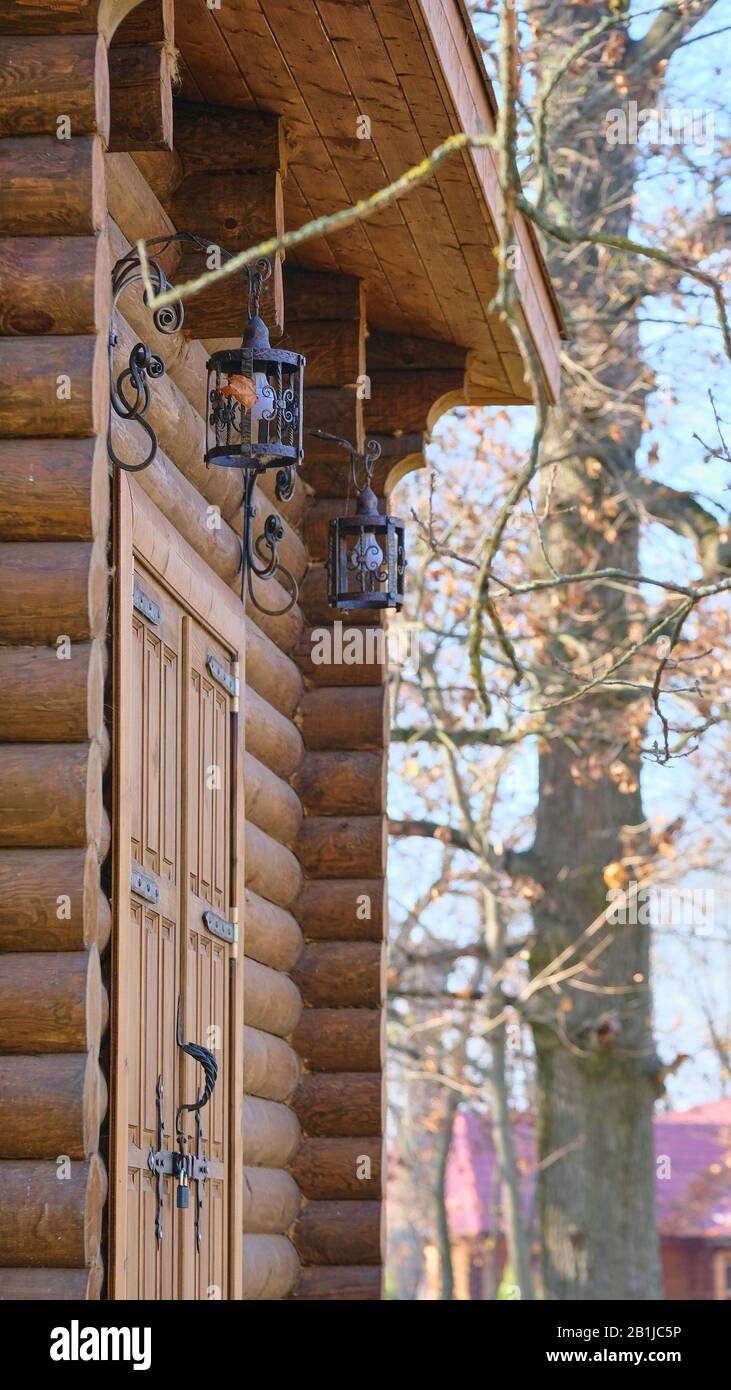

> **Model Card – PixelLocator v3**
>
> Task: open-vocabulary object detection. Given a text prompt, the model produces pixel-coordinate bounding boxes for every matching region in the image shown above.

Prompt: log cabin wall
[0,0,561,1306]
[0,0,309,1301]
[0,0,114,1299]
[105,112,308,1294]
[287,275,387,1299]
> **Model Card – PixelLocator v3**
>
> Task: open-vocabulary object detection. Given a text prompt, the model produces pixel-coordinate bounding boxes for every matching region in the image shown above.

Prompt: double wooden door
[111,478,245,1300]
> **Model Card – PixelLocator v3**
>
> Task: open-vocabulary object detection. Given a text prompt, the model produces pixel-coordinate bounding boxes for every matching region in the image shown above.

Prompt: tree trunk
[518,0,694,1299]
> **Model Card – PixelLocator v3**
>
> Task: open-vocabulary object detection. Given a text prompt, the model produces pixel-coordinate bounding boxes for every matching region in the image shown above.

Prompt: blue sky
[388,1,731,1111]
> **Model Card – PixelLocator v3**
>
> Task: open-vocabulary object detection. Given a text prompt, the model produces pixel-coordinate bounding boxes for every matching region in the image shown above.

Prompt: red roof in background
[445,1100,731,1242]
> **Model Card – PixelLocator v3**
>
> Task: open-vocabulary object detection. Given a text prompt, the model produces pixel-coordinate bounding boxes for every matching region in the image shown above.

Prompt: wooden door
[111,477,244,1300]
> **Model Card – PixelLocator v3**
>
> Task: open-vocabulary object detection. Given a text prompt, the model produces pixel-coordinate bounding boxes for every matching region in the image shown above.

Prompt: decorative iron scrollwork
[147,998,218,1252]
[108,231,216,473]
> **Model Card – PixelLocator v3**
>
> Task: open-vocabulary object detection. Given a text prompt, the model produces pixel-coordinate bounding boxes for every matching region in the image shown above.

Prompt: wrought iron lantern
[312,431,406,613]
[107,236,306,617]
[204,258,305,615]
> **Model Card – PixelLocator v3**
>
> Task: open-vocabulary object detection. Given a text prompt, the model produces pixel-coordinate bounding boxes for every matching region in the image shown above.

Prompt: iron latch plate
[203,909,237,944]
[131,868,160,904]
[206,655,238,698]
[133,583,162,625]
[147,1148,210,1182]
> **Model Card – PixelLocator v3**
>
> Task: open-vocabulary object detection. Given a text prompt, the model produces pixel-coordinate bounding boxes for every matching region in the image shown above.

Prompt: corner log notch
[108,0,174,153]
[279,267,384,1301]
[138,98,285,337]
[0,0,114,1303]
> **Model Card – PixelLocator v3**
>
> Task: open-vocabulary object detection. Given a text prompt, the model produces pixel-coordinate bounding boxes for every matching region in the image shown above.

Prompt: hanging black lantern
[205,257,305,616]
[204,258,305,478]
[106,236,306,619]
[312,432,406,613]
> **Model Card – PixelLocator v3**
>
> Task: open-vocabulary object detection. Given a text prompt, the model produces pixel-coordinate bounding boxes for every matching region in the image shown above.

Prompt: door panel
[180,619,234,1300]
[126,569,182,1300]
[120,562,236,1300]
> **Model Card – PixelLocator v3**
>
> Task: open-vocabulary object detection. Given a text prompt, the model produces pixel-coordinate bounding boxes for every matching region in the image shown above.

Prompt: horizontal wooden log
[178,250,284,340]
[289,1264,381,1300]
[297,817,387,880]
[119,154,183,212]
[108,43,173,152]
[256,460,311,532]
[367,331,467,373]
[174,102,285,176]
[366,369,465,434]
[243,1024,299,1102]
[128,479,301,720]
[0,1053,106,1159]
[245,618,303,719]
[0,641,105,743]
[107,216,203,410]
[297,626,386,688]
[300,564,387,628]
[293,1009,381,1073]
[0,1,101,35]
[0,436,108,541]
[0,0,152,40]
[0,135,105,235]
[0,1265,103,1300]
[245,821,302,911]
[0,948,105,1054]
[243,1166,300,1235]
[107,222,306,560]
[0,742,102,850]
[303,496,350,561]
[243,1233,299,1300]
[299,687,388,751]
[292,943,382,1009]
[0,846,110,953]
[281,321,364,392]
[0,539,108,644]
[112,0,172,44]
[244,751,302,846]
[292,1137,382,1201]
[114,319,303,653]
[0,1154,106,1268]
[245,686,303,782]
[284,267,364,324]
[305,384,363,450]
[242,1095,300,1168]
[293,1073,383,1138]
[244,887,302,973]
[170,171,283,254]
[112,418,241,585]
[293,752,385,817]
[105,150,177,264]
[0,334,107,438]
[293,1200,381,1266]
[244,957,302,1039]
[0,34,109,139]
[296,878,385,944]
[0,234,110,337]
[112,313,238,518]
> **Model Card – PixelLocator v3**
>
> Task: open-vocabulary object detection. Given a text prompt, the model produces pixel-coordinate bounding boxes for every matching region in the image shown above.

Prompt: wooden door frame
[110,471,245,1300]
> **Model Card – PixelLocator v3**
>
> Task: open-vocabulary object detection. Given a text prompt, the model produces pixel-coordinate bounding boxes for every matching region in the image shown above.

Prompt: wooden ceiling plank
[255,0,444,335]
[413,0,561,397]
[315,0,500,368]
[174,0,251,107]
[214,2,389,284]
